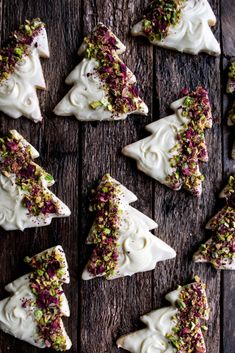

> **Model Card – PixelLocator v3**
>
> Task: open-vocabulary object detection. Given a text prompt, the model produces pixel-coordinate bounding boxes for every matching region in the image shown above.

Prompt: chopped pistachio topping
[0,18,44,82]
[142,0,185,41]
[224,175,235,197]
[198,175,235,269]
[228,100,235,125]
[167,277,209,353]
[84,24,142,116]
[227,61,235,94]
[87,173,121,278]
[23,249,68,351]
[0,131,59,216]
[166,87,212,196]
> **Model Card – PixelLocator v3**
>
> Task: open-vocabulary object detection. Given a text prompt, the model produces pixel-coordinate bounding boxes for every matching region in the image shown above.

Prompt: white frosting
[114,205,176,278]
[131,0,221,56]
[117,294,180,353]
[54,25,148,121]
[117,283,209,353]
[82,176,176,280]
[0,246,72,350]
[0,275,41,347]
[117,327,176,353]
[0,27,49,122]
[122,97,190,187]
[0,131,71,231]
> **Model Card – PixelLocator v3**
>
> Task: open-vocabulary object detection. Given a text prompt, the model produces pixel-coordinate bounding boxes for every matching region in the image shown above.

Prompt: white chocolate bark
[117,281,209,353]
[132,0,220,56]
[82,175,176,280]
[0,246,72,350]
[123,97,191,188]
[0,130,70,231]
[194,178,235,270]
[54,24,148,121]
[0,26,49,122]
[122,91,212,196]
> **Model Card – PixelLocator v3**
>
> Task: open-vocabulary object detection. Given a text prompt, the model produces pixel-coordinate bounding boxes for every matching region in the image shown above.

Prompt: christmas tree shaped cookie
[0,246,72,350]
[0,130,70,231]
[0,19,49,122]
[226,62,235,159]
[131,0,220,56]
[54,23,148,121]
[194,175,235,269]
[117,276,209,353]
[82,174,176,280]
[122,87,212,196]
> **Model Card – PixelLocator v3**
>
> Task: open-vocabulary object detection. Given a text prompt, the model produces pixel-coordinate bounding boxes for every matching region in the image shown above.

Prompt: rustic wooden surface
[0,0,234,352]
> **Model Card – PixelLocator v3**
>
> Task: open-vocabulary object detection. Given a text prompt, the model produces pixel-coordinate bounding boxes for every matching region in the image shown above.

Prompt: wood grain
[0,1,234,353]
[79,1,154,352]
[221,0,235,350]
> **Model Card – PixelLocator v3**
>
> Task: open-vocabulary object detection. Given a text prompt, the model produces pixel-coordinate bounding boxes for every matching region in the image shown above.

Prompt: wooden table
[0,1,234,352]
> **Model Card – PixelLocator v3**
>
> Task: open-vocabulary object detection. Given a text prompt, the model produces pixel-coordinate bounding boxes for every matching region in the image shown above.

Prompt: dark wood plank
[221,0,235,57]
[79,1,154,352]
[153,2,222,353]
[0,1,81,352]
[221,0,235,347]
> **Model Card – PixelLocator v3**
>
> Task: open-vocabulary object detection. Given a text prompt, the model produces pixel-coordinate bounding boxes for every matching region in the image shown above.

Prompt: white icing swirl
[118,328,175,353]
[132,0,220,56]
[115,205,176,278]
[0,174,29,231]
[54,56,148,121]
[122,98,189,187]
[141,307,178,336]
[0,275,44,348]
[140,334,174,353]
[0,50,43,122]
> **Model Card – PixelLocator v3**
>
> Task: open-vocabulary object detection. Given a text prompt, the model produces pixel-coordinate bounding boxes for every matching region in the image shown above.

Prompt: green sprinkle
[34,310,43,320]
[103,228,111,235]
[37,269,44,276]
[176,299,186,309]
[45,174,54,182]
[89,101,103,109]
